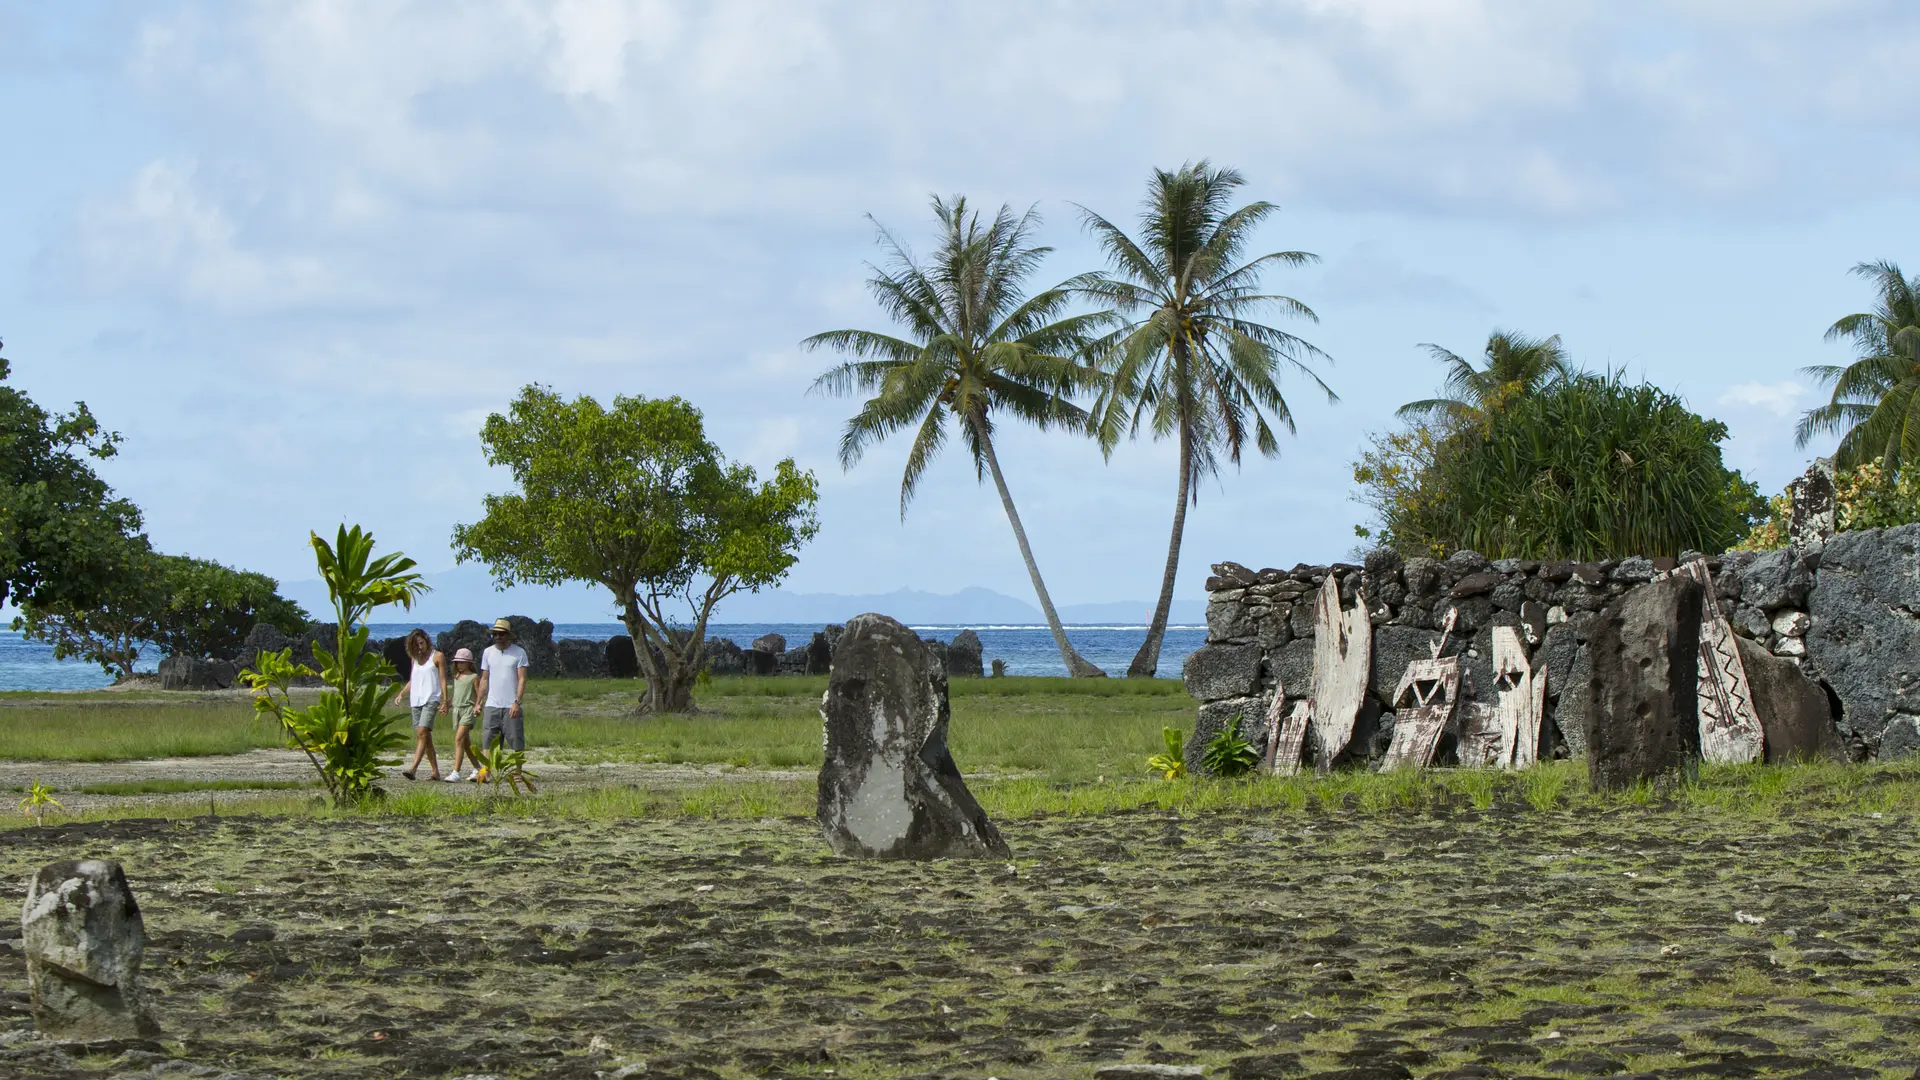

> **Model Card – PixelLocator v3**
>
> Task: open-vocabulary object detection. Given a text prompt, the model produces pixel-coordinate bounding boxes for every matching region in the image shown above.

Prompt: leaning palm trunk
[1129,432,1192,678]
[972,416,1105,678]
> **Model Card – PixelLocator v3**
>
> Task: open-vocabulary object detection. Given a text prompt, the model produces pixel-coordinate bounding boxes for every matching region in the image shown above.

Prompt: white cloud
[11,0,1920,596]
[63,159,347,311]
[1719,380,1810,418]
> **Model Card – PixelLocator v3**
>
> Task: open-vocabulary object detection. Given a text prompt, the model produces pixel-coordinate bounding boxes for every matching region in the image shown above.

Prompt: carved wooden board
[1381,655,1459,770]
[1490,625,1543,769]
[1308,574,1373,772]
[1456,703,1503,767]
[1269,700,1311,778]
[1261,681,1288,774]
[1678,558,1763,764]
[1528,660,1547,767]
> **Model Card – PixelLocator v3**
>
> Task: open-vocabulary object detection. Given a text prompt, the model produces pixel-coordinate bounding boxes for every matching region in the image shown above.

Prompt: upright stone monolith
[1788,457,1837,549]
[1585,576,1703,791]
[817,613,1010,860]
[22,860,159,1039]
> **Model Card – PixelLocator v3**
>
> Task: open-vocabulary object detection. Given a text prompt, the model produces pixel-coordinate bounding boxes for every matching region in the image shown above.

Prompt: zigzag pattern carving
[1678,558,1764,764]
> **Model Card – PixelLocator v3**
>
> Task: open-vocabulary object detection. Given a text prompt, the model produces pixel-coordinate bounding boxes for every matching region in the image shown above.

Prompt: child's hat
[451,648,476,664]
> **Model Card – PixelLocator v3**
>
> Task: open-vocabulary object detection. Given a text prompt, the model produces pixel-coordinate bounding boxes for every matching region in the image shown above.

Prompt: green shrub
[242,525,426,806]
[1202,716,1259,778]
[1146,727,1186,780]
[1357,372,1764,559]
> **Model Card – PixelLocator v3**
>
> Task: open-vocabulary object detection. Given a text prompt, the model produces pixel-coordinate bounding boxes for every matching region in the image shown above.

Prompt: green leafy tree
[452,387,818,713]
[1076,162,1333,677]
[0,339,149,616]
[17,553,308,677]
[1361,372,1764,560]
[1351,421,1449,557]
[244,526,426,806]
[1798,261,1920,469]
[1397,331,1573,426]
[806,196,1110,677]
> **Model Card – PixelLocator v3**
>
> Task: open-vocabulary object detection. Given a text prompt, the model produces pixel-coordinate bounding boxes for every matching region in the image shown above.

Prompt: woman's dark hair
[406,628,433,664]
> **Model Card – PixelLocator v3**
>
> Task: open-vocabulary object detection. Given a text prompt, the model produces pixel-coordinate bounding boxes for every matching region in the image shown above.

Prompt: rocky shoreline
[155,618,990,690]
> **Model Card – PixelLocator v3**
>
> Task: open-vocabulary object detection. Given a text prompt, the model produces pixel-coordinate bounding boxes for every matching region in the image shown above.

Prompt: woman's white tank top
[409,653,442,707]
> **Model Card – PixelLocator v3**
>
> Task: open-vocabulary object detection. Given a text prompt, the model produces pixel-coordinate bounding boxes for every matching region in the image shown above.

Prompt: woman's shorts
[411,703,439,731]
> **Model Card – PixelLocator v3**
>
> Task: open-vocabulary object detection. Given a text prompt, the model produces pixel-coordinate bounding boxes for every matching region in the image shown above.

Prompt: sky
[3,0,1914,620]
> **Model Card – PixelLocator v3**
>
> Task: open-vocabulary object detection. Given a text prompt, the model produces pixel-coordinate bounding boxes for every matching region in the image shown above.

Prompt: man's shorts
[411,703,438,731]
[481,705,525,751]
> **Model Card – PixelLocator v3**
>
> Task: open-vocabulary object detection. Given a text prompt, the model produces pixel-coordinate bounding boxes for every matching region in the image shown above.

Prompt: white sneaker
[443,772,463,783]
[462,769,480,782]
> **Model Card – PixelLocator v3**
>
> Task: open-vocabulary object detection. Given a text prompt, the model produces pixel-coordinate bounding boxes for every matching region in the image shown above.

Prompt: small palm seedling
[17,780,60,825]
[477,743,538,796]
[1203,715,1260,778]
[1146,727,1187,780]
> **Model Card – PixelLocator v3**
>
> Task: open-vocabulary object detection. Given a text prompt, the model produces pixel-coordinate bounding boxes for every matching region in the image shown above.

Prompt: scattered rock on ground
[946,629,984,678]
[604,635,639,679]
[157,656,237,692]
[22,859,160,1039]
[555,638,609,678]
[805,632,833,676]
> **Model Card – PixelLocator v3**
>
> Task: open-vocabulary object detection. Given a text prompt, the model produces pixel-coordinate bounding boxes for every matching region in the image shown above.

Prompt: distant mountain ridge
[275,566,1203,626]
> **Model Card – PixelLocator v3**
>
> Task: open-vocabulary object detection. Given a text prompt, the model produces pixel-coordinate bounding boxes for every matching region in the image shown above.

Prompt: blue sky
[3,1,1915,619]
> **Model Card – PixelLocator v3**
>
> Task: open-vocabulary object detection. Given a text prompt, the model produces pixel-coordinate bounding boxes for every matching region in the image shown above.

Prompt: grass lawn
[0,675,1193,781]
[0,701,286,761]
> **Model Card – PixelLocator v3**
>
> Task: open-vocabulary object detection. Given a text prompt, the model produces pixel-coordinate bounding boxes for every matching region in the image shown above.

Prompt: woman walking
[394,628,449,780]
[442,648,482,782]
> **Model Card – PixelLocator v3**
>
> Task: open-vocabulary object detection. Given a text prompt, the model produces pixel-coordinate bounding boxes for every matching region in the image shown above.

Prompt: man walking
[474,618,530,769]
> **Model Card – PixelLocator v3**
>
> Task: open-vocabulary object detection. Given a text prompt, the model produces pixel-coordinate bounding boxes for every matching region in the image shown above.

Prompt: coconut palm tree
[806,195,1110,677]
[1797,261,1920,470]
[1075,161,1333,678]
[1397,330,1573,426]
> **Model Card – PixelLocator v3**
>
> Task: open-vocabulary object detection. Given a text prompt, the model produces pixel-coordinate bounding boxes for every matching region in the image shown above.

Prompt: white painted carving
[1456,703,1503,767]
[1678,557,1764,764]
[1382,654,1461,770]
[1308,574,1373,772]
[1490,625,1544,769]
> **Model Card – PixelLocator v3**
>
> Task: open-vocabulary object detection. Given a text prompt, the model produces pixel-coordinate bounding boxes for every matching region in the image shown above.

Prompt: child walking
[442,648,482,782]
[394,628,449,780]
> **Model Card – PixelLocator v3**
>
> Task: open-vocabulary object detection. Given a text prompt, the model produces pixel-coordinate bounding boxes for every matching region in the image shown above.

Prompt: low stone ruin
[1185,523,1920,772]
[169,615,994,688]
[817,614,1010,860]
[22,860,159,1040]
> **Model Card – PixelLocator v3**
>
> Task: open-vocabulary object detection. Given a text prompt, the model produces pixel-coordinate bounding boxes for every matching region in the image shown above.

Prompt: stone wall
[188,617,990,687]
[1183,525,1920,770]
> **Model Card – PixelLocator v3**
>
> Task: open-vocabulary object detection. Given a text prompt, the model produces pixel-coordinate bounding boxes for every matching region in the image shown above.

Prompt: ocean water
[0,623,1207,692]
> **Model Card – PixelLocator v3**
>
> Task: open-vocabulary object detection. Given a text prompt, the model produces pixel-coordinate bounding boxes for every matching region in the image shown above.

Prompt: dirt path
[0,750,811,814]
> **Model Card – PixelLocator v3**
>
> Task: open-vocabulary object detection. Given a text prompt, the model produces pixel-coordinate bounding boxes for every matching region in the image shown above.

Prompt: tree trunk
[620,596,697,713]
[1128,418,1193,678]
[643,668,697,713]
[972,415,1105,678]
